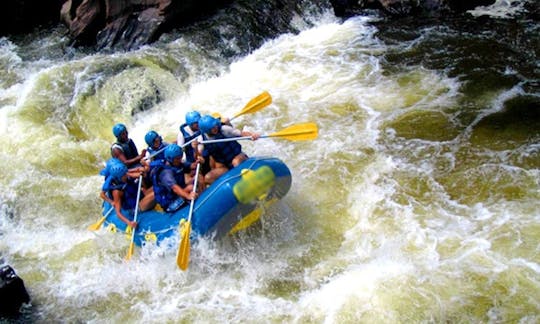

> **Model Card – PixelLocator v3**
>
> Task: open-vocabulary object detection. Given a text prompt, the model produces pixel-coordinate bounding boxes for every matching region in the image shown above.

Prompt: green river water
[0,0,538,322]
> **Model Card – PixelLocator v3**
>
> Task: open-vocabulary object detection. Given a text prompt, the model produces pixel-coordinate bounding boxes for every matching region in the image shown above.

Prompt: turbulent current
[0,0,538,322]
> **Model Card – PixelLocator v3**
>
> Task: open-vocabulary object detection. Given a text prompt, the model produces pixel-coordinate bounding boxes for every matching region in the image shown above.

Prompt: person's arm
[127,166,145,178]
[112,147,146,166]
[161,169,197,201]
[193,134,205,162]
[240,130,260,140]
[221,125,259,140]
[100,190,114,204]
[100,178,114,204]
[170,184,197,201]
[143,148,152,161]
[220,125,241,138]
[112,189,137,229]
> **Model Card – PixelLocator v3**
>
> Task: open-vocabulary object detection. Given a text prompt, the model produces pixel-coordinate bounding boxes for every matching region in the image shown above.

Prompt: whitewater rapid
[1,2,539,322]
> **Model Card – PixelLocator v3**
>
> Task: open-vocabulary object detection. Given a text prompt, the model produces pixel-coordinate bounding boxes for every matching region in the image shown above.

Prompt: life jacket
[151,161,187,210]
[147,142,167,162]
[179,123,200,163]
[110,139,139,167]
[203,130,242,167]
[102,176,140,210]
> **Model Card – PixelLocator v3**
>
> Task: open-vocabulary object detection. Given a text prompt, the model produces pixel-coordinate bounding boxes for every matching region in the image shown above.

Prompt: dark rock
[0,0,500,50]
[61,0,232,50]
[0,265,30,318]
[331,0,497,17]
[0,0,65,36]
[61,0,105,46]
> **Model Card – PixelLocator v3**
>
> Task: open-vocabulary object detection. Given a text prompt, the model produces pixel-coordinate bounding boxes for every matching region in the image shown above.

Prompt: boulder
[60,0,231,50]
[0,265,30,317]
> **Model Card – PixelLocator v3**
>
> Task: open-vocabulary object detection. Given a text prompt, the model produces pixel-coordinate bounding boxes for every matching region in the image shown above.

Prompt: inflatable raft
[102,157,291,246]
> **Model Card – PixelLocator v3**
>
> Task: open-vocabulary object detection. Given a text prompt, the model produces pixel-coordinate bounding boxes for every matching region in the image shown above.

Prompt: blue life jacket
[110,139,139,167]
[147,142,168,162]
[203,131,242,167]
[179,123,200,163]
[151,161,187,210]
[102,176,139,210]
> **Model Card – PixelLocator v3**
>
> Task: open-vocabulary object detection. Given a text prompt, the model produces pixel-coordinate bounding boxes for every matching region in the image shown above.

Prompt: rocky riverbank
[1,0,496,51]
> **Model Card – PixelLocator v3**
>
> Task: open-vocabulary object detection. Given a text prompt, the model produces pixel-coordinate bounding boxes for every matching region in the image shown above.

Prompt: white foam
[469,0,527,18]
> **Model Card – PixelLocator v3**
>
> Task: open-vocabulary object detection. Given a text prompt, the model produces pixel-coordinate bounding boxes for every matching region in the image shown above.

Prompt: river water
[0,0,538,322]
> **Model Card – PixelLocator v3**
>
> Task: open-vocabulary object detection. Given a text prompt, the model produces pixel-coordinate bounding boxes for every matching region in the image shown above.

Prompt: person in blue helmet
[100,158,155,230]
[140,130,170,188]
[111,123,146,168]
[143,130,169,164]
[177,111,203,163]
[151,144,201,213]
[177,111,212,175]
[198,114,260,185]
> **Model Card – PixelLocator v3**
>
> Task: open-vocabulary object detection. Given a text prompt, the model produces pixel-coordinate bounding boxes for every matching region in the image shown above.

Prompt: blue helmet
[164,144,183,162]
[100,158,127,180]
[112,123,127,138]
[185,111,201,126]
[199,115,220,134]
[105,158,122,168]
[145,130,161,146]
[109,163,128,181]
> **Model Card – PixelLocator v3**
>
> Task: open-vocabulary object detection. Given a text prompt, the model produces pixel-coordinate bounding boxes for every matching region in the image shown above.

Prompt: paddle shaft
[186,163,201,223]
[126,175,143,260]
[200,133,297,144]
[144,137,197,161]
[201,136,253,144]
[200,122,318,144]
[88,206,114,231]
[145,92,271,161]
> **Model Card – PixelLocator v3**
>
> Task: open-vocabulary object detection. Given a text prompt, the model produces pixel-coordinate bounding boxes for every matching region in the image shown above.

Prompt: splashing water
[0,2,539,322]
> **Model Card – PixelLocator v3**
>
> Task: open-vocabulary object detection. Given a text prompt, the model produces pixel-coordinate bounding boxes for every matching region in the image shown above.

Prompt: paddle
[87,206,114,231]
[200,122,318,144]
[230,91,272,121]
[177,162,201,270]
[144,92,271,161]
[125,175,143,260]
[144,137,197,162]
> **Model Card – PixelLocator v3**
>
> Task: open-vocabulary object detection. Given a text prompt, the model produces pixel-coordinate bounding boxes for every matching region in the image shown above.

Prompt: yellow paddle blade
[125,241,135,260]
[87,216,106,231]
[267,122,318,141]
[177,222,192,270]
[232,91,272,119]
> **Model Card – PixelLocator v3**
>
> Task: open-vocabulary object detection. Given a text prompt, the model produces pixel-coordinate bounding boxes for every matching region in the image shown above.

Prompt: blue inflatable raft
[102,157,292,246]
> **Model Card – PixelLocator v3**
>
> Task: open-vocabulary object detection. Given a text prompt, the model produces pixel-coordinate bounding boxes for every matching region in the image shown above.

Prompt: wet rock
[1,0,499,50]
[0,265,30,318]
[60,0,232,50]
[331,0,497,17]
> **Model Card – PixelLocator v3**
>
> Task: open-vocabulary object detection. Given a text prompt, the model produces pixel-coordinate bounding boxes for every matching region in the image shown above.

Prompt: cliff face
[1,0,497,51]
